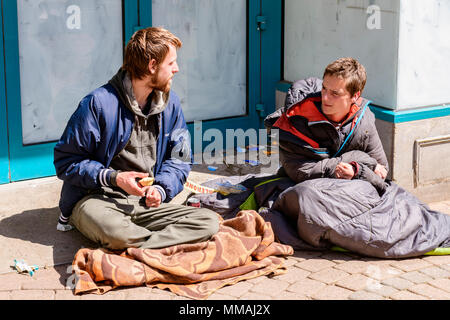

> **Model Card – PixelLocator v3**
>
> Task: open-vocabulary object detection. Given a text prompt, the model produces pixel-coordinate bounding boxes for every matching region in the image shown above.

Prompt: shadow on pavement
[0,207,96,283]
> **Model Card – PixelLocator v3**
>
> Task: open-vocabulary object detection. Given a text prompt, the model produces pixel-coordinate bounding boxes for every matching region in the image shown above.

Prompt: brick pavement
[1,240,450,301]
[0,171,449,301]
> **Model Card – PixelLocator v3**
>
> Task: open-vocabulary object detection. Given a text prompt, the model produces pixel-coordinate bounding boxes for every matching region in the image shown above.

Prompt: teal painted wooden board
[0,6,9,184]
[0,0,283,181]
[260,0,282,127]
[369,104,450,123]
[2,0,141,182]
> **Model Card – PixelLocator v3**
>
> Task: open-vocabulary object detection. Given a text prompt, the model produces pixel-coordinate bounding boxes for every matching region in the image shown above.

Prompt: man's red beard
[148,68,172,93]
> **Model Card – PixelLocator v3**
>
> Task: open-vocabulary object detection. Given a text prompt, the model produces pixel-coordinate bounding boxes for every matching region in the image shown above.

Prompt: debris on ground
[214,182,247,196]
[245,159,260,166]
[13,259,39,276]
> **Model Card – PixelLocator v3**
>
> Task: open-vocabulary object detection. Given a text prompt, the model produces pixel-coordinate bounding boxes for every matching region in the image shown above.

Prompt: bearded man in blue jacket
[53,27,219,250]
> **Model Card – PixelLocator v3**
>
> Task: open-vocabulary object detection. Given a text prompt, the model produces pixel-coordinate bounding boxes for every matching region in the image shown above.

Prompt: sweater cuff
[98,169,119,187]
[153,184,167,202]
[349,161,360,179]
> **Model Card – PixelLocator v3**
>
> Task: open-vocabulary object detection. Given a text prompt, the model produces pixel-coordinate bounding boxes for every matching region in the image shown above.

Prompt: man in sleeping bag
[270,57,388,189]
[264,57,450,258]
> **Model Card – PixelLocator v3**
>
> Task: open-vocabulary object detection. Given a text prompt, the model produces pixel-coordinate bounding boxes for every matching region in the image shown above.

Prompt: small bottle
[186,198,201,208]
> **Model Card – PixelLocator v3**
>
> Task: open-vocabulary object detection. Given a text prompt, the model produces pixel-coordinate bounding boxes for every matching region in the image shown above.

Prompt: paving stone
[0,291,10,300]
[290,251,323,261]
[408,283,450,300]
[362,264,403,280]
[215,281,255,297]
[390,290,428,300]
[122,286,166,299]
[207,292,237,300]
[389,258,433,272]
[98,290,127,300]
[139,287,180,300]
[381,277,414,291]
[79,293,106,300]
[239,292,272,300]
[152,293,179,300]
[422,255,450,266]
[295,258,336,272]
[20,268,66,290]
[308,267,350,284]
[428,202,450,214]
[273,291,309,300]
[335,273,371,291]
[440,264,450,272]
[348,290,386,300]
[10,289,55,300]
[361,258,396,267]
[282,257,300,268]
[428,278,450,293]
[54,290,81,300]
[320,252,355,264]
[365,283,399,297]
[0,273,25,291]
[334,260,370,274]
[250,278,290,296]
[311,285,353,300]
[400,271,434,284]
[286,278,326,297]
[419,266,450,279]
[270,266,310,284]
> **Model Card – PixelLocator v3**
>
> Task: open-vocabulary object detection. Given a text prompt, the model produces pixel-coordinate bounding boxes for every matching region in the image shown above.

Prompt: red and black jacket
[265,77,388,190]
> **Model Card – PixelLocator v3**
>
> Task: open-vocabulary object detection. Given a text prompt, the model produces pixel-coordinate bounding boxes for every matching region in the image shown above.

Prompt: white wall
[284,0,400,109]
[397,0,450,110]
[152,0,247,122]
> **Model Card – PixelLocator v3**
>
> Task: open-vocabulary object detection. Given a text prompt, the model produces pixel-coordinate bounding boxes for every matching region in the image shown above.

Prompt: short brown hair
[122,27,182,80]
[323,57,366,96]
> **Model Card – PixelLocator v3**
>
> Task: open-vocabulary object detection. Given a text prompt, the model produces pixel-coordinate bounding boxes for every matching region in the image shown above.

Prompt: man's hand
[142,186,162,208]
[116,171,148,197]
[374,164,387,180]
[335,162,355,180]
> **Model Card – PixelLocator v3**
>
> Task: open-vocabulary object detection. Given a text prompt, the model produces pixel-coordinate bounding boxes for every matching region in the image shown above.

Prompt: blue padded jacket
[53,82,192,221]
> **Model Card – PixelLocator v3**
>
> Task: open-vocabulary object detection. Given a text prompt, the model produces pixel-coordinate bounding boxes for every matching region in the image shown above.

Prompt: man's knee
[196,208,220,238]
[71,196,149,250]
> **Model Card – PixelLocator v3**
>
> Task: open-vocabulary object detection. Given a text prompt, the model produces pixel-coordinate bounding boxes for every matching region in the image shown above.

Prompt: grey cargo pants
[70,193,220,250]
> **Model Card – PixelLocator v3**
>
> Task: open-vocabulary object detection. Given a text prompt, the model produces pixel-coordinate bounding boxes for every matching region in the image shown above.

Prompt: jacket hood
[285,77,323,110]
[264,77,369,129]
[108,68,169,118]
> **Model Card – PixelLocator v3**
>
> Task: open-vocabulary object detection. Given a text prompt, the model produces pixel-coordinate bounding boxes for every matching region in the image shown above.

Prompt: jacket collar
[286,95,368,127]
[108,68,169,118]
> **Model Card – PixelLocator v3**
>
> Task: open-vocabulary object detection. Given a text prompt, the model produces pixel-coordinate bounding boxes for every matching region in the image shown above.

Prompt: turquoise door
[0,0,281,184]
[0,10,8,184]
[149,0,281,146]
[0,0,147,183]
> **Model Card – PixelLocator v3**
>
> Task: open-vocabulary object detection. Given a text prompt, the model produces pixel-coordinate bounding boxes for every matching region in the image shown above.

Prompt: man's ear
[352,91,361,103]
[148,59,157,74]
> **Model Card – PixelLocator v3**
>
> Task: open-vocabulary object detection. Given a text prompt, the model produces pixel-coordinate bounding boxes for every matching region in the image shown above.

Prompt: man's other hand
[142,186,162,208]
[335,162,355,179]
[374,164,387,180]
[116,171,148,197]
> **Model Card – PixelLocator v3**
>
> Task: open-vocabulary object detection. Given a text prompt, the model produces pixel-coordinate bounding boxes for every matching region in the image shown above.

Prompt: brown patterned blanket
[72,210,294,300]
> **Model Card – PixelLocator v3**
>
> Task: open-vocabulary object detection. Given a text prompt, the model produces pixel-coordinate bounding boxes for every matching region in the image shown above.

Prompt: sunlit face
[148,44,179,93]
[321,75,359,123]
